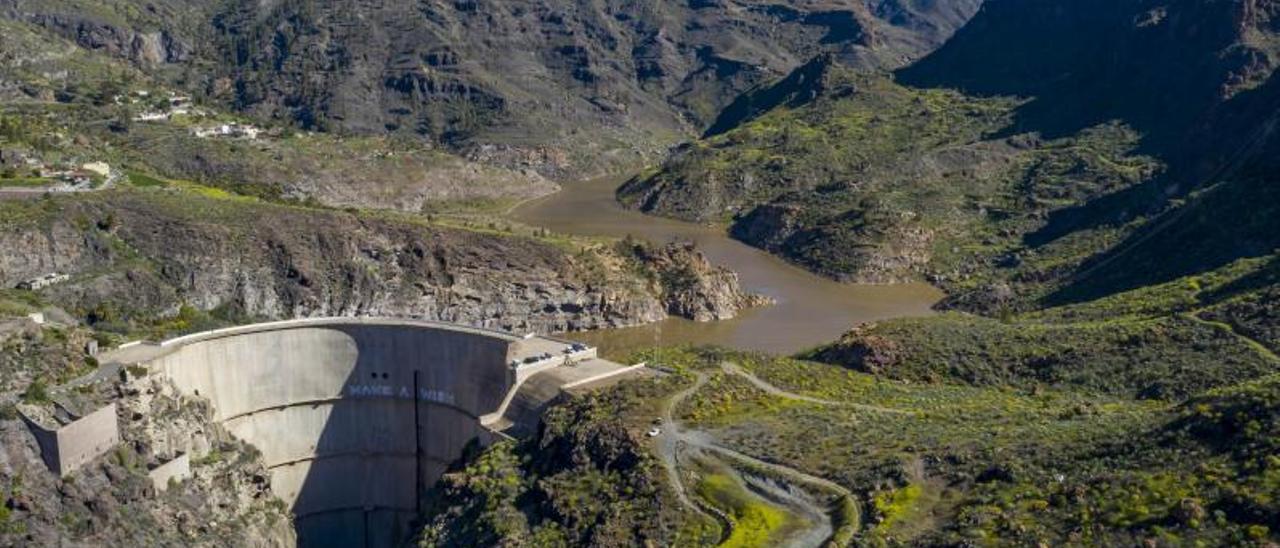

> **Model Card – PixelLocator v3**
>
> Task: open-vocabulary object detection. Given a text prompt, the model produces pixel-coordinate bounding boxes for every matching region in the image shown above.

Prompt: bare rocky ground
[0,354,294,547]
[0,187,764,336]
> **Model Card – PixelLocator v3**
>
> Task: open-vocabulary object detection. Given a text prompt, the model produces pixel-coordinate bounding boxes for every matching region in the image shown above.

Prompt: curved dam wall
[144,319,521,547]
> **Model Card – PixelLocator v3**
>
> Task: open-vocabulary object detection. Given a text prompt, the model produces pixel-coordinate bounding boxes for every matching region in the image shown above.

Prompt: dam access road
[99,318,642,548]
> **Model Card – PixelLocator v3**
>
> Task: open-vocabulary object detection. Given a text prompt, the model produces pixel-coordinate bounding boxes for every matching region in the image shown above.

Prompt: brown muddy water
[510,177,942,357]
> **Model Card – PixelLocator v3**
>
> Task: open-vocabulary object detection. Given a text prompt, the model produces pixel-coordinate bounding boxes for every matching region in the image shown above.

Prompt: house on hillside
[134,111,169,122]
[192,123,261,140]
[17,273,70,291]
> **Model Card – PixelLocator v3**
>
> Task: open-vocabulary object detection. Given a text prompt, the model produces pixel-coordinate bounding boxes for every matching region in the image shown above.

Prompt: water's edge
[508,177,941,357]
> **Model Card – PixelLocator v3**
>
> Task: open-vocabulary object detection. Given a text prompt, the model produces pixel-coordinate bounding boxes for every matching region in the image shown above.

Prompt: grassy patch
[694,471,796,548]
[636,345,1280,545]
[872,483,923,530]
[125,171,168,188]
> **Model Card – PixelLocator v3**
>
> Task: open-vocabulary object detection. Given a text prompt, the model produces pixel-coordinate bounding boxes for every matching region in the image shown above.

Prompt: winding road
[656,366,863,547]
[719,362,915,416]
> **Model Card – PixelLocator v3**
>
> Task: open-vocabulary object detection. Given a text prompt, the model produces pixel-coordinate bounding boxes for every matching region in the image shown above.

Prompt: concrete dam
[111,318,641,547]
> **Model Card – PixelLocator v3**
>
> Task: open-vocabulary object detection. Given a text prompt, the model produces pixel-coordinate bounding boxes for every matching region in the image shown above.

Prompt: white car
[646,427,662,438]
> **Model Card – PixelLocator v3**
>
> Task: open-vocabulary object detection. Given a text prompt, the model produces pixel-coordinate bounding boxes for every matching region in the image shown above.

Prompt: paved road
[0,170,121,199]
[53,362,122,396]
[52,340,167,397]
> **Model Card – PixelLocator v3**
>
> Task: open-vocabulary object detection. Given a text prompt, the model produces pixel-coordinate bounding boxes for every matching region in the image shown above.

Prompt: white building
[17,273,70,291]
[134,111,170,122]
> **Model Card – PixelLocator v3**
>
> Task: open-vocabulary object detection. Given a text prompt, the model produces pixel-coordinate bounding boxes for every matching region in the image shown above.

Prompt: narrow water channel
[510,177,942,357]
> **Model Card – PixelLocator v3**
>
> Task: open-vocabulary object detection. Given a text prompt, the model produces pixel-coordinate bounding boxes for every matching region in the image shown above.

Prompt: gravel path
[657,368,863,547]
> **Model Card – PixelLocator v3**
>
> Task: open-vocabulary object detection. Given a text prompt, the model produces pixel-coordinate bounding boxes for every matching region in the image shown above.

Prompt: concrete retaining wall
[22,404,120,476]
[148,453,191,491]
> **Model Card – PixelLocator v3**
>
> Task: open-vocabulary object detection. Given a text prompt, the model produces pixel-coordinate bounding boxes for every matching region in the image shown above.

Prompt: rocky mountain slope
[1,0,982,178]
[898,0,1280,304]
[0,2,765,334]
[545,6,1280,542]
[0,316,295,547]
[0,12,560,213]
[623,0,1280,310]
[6,1,1280,546]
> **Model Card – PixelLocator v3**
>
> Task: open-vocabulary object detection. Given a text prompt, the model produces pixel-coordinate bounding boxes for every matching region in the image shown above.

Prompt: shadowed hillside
[624,0,1280,311]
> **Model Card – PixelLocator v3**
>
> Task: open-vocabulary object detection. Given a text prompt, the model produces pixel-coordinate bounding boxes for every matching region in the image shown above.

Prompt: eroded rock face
[623,240,772,322]
[13,12,191,66]
[0,372,293,547]
[0,192,758,333]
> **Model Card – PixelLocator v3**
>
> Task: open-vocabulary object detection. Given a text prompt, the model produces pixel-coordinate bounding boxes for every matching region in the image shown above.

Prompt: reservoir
[510,177,942,356]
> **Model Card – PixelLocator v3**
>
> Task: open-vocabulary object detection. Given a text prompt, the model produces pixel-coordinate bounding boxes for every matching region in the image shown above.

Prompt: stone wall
[21,403,120,476]
[148,452,191,491]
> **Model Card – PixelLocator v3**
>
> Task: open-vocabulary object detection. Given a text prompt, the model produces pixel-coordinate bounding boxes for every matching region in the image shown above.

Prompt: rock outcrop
[0,189,759,334]
[0,366,293,547]
[622,240,772,322]
[4,4,194,66]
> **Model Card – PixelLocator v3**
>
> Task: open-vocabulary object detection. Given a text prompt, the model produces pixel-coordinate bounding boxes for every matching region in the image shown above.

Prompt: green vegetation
[676,347,1280,545]
[810,254,1280,399]
[417,373,717,547]
[830,495,861,546]
[124,171,168,188]
[871,483,922,531]
[694,469,796,548]
[20,379,50,404]
[0,1,1277,546]
[114,124,554,213]
[427,331,1278,545]
[0,177,52,188]
[622,66,1155,290]
[624,26,1278,319]
[0,290,42,318]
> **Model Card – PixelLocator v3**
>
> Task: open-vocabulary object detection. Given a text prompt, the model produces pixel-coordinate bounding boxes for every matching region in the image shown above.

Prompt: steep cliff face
[207,0,980,150]
[900,0,1280,149]
[0,189,759,335]
[899,0,1280,303]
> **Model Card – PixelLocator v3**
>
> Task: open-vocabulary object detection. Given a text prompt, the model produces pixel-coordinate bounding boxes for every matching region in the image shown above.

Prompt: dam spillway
[113,318,641,547]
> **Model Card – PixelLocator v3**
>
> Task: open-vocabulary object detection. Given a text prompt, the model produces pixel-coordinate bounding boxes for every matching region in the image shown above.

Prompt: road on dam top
[510,176,941,356]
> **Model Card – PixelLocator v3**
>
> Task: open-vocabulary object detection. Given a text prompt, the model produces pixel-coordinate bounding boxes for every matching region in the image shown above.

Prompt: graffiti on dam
[344,383,457,405]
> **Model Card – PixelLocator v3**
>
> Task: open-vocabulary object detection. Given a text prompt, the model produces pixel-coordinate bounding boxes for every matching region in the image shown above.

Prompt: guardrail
[157,316,525,348]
